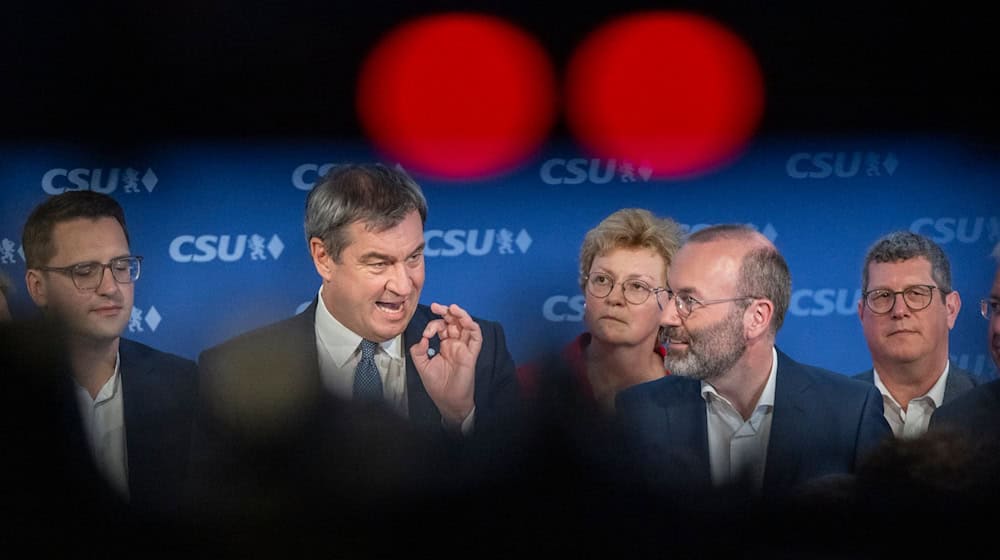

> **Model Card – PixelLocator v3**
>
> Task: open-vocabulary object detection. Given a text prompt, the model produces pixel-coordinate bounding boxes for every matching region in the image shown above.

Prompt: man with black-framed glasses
[854,231,984,439]
[21,190,197,515]
[616,224,890,499]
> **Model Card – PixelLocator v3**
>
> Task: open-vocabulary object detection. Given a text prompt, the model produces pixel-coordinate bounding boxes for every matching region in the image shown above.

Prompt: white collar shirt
[314,286,409,419]
[701,347,778,491]
[73,351,129,500]
[872,361,949,439]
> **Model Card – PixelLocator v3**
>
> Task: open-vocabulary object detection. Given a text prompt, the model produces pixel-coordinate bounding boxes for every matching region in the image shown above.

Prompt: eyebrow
[64,254,133,266]
[358,243,425,263]
[592,269,657,282]
[358,251,395,263]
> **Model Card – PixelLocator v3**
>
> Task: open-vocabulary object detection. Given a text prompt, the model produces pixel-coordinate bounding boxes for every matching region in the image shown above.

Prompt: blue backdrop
[2,135,997,379]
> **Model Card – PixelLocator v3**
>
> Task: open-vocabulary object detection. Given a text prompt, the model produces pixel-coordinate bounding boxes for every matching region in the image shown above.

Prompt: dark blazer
[929,378,1000,438]
[118,338,198,512]
[853,363,982,406]
[196,300,520,439]
[615,348,891,497]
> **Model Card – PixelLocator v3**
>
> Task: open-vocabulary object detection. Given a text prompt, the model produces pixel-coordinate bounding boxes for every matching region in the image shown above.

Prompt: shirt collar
[314,285,401,367]
[700,347,778,424]
[73,351,122,404]
[872,360,950,410]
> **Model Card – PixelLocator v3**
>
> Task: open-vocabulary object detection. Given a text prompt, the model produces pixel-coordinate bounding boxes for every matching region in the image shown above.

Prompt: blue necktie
[353,339,383,400]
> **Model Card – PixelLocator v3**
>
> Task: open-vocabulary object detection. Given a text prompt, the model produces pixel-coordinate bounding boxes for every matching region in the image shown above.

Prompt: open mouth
[376,301,406,314]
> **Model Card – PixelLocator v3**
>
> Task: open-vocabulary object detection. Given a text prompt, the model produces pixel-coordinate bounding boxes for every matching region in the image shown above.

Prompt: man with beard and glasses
[616,224,890,500]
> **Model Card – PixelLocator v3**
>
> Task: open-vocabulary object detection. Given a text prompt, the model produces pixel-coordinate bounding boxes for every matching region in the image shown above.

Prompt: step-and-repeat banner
[2,137,997,379]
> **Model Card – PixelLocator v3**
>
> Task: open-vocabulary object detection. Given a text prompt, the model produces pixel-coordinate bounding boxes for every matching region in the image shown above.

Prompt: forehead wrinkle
[356,241,426,264]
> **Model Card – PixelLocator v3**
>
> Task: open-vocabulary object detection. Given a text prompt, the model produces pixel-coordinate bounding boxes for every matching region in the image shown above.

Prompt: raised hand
[409,302,481,425]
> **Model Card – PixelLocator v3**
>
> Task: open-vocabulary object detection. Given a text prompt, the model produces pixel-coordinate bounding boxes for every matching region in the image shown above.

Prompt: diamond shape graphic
[883,153,898,176]
[142,169,158,192]
[268,235,285,259]
[145,306,162,332]
[515,229,532,253]
[638,164,654,181]
[761,223,778,242]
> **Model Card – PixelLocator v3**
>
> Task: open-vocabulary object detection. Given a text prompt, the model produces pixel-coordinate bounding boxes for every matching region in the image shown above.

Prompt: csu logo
[910,216,1000,244]
[1,238,24,264]
[425,229,532,257]
[291,163,341,191]
[543,294,585,322]
[169,234,286,263]
[540,158,654,185]
[788,288,861,317]
[786,152,898,179]
[42,168,158,194]
[128,305,162,333]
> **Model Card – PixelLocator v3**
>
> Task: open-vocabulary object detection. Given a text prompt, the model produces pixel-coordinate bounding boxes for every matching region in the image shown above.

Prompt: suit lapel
[943,366,975,404]
[663,380,712,487]
[403,306,442,430]
[120,340,155,499]
[763,350,809,493]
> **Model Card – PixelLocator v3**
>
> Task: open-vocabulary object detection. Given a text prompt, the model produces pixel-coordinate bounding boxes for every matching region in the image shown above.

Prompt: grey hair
[861,231,952,292]
[304,163,428,262]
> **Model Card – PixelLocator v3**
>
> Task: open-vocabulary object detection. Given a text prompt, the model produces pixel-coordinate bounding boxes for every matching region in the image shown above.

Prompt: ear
[857,294,866,322]
[309,237,336,282]
[25,269,48,308]
[944,290,961,329]
[744,298,774,339]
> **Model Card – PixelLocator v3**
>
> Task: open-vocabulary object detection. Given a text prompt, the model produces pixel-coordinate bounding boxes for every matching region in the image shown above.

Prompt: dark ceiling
[2,1,995,145]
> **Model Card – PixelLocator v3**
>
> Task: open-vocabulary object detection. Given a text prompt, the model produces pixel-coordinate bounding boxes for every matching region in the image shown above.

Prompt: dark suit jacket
[196,301,519,440]
[37,337,197,514]
[929,378,1000,439]
[853,363,982,407]
[118,338,198,513]
[615,348,891,497]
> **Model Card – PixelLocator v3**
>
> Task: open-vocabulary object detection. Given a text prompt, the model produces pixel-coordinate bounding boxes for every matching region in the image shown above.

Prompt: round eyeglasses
[663,289,756,319]
[981,298,999,320]
[862,284,942,314]
[585,272,666,308]
[37,256,143,291]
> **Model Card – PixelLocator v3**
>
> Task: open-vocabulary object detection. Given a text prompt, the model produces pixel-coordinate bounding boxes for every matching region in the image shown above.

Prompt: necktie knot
[354,339,383,400]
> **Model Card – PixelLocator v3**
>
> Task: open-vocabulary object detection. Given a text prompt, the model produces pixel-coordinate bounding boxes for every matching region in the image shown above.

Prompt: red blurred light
[357,13,557,181]
[565,12,765,179]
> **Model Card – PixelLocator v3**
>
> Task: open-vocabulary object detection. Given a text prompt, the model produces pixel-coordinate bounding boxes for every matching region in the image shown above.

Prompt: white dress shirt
[872,362,949,439]
[313,286,476,433]
[73,352,129,500]
[314,287,409,419]
[701,347,778,491]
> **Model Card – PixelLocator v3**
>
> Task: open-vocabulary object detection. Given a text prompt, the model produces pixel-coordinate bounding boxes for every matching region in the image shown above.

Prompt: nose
[95,264,120,296]
[385,262,413,296]
[889,292,910,317]
[604,283,627,305]
[660,293,682,328]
